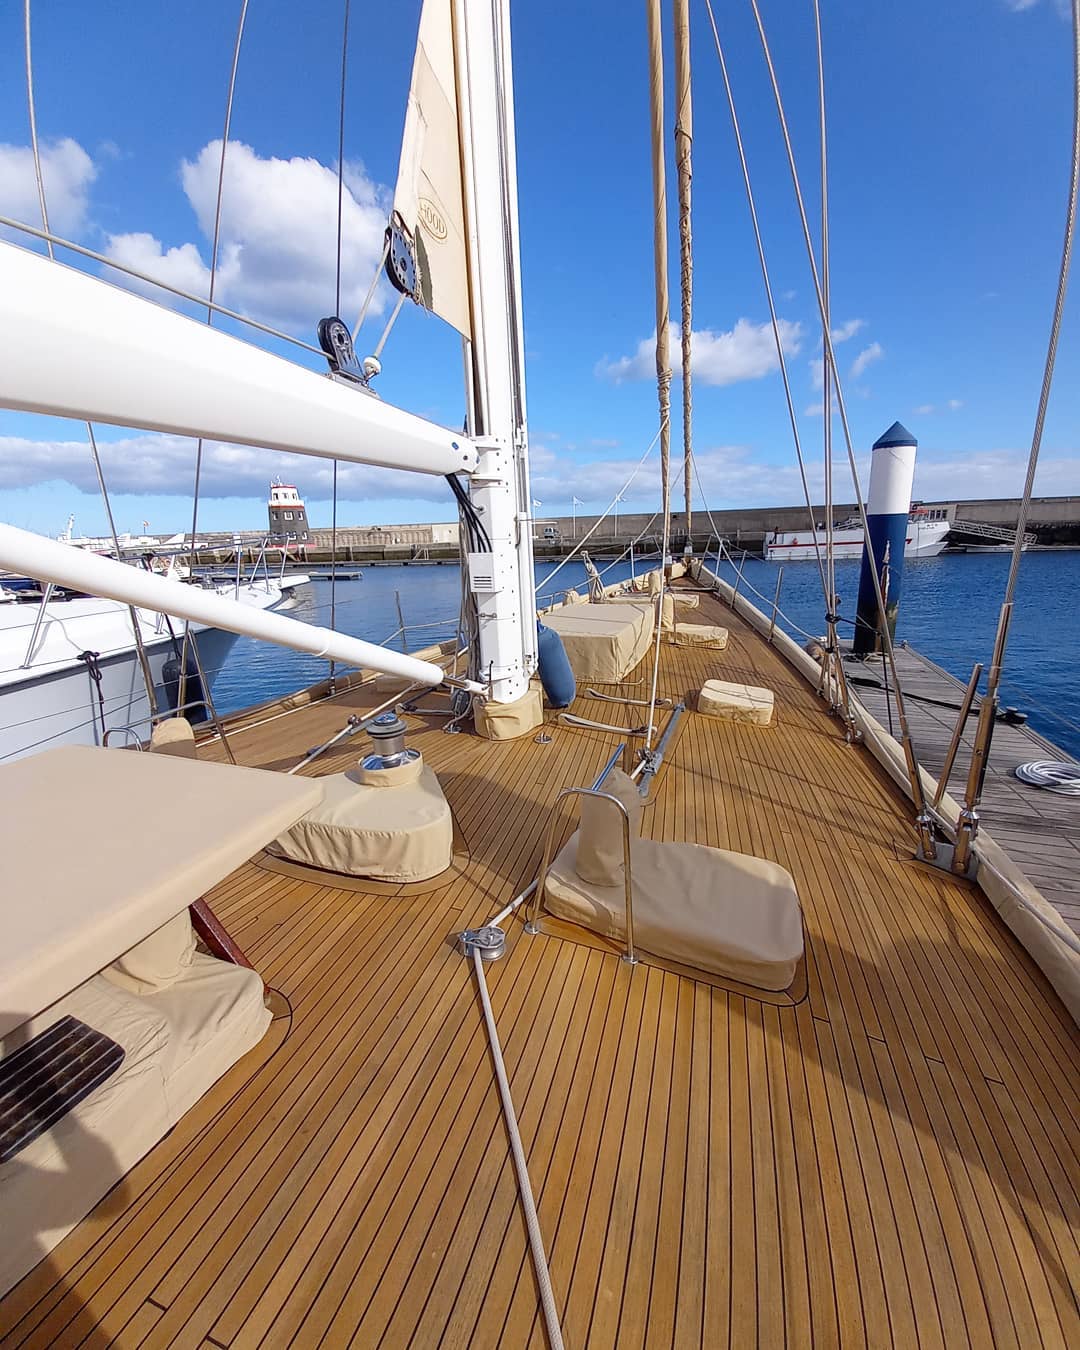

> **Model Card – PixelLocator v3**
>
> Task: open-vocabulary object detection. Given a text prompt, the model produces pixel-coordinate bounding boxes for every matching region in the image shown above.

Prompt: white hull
[764,519,950,562]
[0,578,307,762]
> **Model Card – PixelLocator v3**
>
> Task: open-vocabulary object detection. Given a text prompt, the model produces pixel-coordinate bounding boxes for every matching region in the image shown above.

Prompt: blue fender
[536,621,576,708]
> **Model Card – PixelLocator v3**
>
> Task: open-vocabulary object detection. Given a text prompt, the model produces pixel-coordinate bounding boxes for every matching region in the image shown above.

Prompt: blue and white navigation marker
[853,422,918,657]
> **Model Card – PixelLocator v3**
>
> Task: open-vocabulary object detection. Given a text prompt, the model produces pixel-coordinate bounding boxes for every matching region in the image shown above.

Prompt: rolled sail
[392,0,472,338]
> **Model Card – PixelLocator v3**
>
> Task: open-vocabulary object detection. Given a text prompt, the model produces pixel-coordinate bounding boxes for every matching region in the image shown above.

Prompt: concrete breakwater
[172,493,1080,567]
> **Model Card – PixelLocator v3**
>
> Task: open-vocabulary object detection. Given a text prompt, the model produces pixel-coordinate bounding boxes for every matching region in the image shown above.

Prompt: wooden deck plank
[3,587,1077,1350]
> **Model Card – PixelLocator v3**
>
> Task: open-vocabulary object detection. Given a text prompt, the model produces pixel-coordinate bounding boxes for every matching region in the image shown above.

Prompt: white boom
[0,524,477,689]
[0,242,477,477]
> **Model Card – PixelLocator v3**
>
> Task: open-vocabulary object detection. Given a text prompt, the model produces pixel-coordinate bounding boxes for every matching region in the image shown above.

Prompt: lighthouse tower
[267,480,310,549]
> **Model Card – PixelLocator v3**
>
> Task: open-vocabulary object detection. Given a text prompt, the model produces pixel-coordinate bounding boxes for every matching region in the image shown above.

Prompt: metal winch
[360,710,421,773]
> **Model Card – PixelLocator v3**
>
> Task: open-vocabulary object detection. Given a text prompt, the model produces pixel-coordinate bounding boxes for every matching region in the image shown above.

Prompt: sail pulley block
[384,215,419,300]
[317,316,380,388]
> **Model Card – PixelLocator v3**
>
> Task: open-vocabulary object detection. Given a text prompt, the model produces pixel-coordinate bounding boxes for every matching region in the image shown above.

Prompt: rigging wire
[23,0,160,720]
[673,0,694,539]
[732,0,936,843]
[700,0,830,613]
[953,0,1080,866]
[813,0,838,636]
[188,0,250,562]
[352,236,391,341]
[644,0,674,752]
[0,217,324,357]
[328,0,352,694]
[810,0,854,726]
[534,420,667,595]
[180,0,249,721]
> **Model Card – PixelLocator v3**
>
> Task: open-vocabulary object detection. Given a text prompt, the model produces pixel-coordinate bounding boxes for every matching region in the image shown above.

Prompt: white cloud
[0,137,96,237]
[597,318,803,388]
[105,232,212,297]
[1002,0,1071,14]
[809,357,824,392]
[0,431,454,505]
[830,318,865,344]
[7,431,1079,515]
[850,342,884,380]
[912,399,963,416]
[104,140,390,333]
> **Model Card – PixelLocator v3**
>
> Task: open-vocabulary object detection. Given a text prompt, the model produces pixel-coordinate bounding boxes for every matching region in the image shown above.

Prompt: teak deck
[2,589,1078,1348]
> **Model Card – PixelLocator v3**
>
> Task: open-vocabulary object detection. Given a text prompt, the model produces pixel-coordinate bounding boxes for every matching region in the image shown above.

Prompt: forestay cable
[23,0,160,720]
[674,0,694,537]
[739,0,936,843]
[644,0,674,752]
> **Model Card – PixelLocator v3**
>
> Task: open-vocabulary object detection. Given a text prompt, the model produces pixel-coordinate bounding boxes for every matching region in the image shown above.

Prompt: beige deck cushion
[102,911,197,995]
[0,746,322,1039]
[271,764,453,881]
[575,768,643,886]
[545,835,803,990]
[148,954,270,1121]
[473,686,544,740]
[699,679,775,726]
[0,954,268,1296]
[675,622,729,649]
[149,718,197,758]
[355,753,425,788]
[542,604,653,683]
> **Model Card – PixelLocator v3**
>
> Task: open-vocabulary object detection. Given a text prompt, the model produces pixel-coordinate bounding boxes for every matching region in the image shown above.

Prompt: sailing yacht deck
[2,588,1077,1348]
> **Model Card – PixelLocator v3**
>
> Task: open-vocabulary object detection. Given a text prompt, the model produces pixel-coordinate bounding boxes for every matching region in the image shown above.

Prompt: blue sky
[0,0,1076,536]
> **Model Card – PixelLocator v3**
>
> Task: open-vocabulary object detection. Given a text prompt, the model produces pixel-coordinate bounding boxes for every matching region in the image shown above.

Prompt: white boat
[764,508,951,561]
[0,569,309,761]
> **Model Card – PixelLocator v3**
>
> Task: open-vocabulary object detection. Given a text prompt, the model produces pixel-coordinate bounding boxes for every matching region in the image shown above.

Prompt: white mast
[452,0,536,704]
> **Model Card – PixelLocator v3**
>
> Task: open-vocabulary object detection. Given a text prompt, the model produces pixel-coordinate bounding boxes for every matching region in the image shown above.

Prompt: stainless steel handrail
[525,785,637,966]
[102,698,214,747]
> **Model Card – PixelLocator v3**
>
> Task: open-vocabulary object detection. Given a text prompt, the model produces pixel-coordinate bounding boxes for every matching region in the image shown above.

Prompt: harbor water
[208,551,1080,760]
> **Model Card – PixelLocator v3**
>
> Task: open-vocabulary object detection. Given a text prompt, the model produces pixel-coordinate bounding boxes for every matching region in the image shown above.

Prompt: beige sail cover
[393,0,472,338]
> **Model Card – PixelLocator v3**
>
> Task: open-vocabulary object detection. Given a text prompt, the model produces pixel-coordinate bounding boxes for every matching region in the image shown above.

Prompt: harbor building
[267,481,310,546]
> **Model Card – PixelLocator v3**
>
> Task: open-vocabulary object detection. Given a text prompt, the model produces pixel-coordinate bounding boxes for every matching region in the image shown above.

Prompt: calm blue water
[207,552,1080,759]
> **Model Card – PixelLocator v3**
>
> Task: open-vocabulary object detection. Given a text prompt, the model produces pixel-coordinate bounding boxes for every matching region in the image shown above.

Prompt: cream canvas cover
[393,0,472,338]
[545,833,803,991]
[542,604,653,683]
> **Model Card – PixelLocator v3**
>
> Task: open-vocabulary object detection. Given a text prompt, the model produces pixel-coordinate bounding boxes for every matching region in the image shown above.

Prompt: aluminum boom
[0,524,474,689]
[0,242,477,476]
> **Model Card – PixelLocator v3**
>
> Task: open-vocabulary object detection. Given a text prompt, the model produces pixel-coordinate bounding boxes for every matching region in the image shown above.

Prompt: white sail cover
[393,0,472,338]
